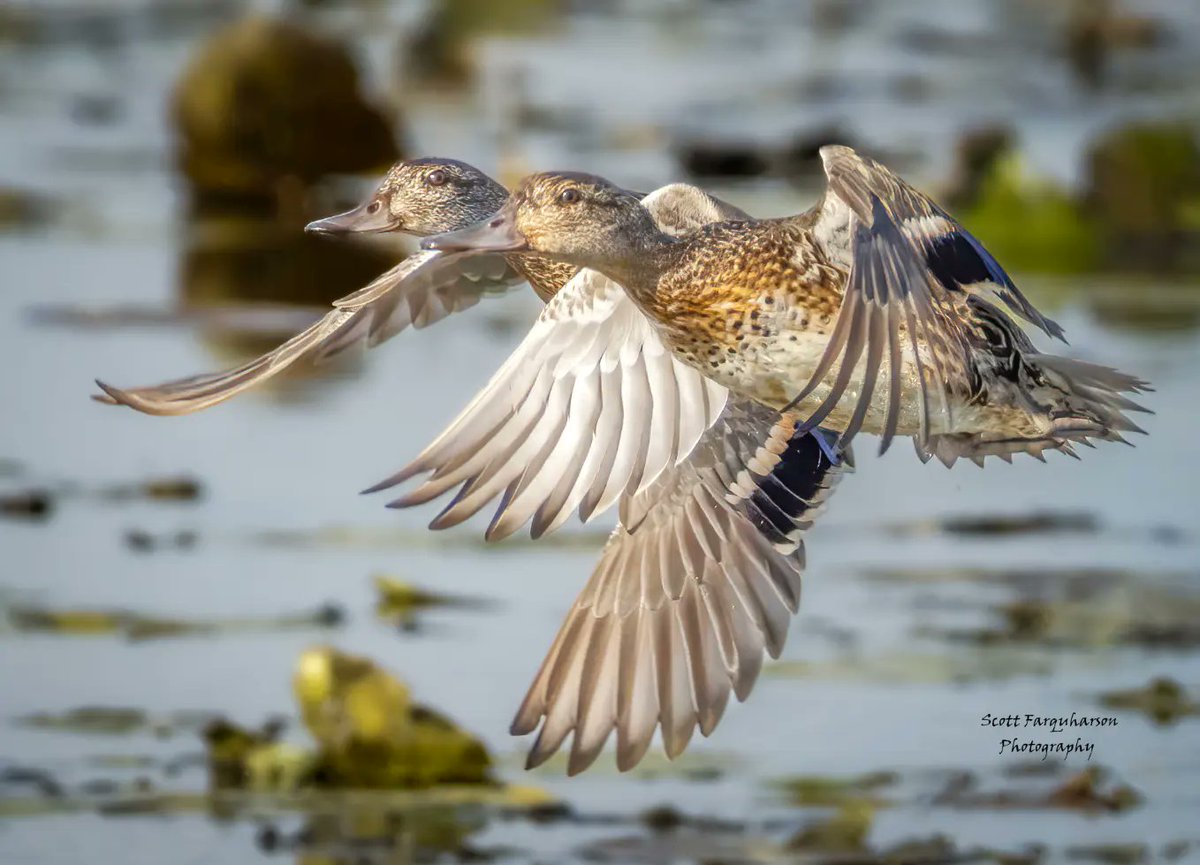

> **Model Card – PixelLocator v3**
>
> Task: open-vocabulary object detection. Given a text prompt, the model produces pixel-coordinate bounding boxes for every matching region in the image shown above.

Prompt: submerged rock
[294,646,494,788]
[172,16,400,217]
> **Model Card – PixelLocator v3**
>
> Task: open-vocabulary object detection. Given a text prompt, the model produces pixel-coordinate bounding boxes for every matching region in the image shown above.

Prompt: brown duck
[426,145,1150,466]
[93,158,851,775]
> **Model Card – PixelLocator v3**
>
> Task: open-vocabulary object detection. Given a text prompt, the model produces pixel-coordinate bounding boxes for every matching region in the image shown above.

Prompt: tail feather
[922,354,1151,467]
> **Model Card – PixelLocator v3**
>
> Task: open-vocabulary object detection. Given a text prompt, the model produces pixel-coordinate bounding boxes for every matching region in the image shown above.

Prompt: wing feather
[510,400,850,774]
[377,270,730,535]
[94,251,522,416]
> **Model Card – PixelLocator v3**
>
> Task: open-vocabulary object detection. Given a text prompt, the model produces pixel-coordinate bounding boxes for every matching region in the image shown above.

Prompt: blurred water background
[2,1,1200,863]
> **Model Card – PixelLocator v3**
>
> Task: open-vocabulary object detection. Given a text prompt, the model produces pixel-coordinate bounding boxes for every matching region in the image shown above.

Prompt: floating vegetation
[101,474,204,502]
[123,528,199,553]
[927,585,1200,650]
[7,603,344,641]
[765,650,1053,684]
[772,771,898,808]
[372,575,489,630]
[861,564,1200,651]
[886,510,1100,539]
[251,523,609,552]
[0,765,64,799]
[16,706,216,738]
[3,473,207,519]
[1098,678,1200,725]
[0,488,54,521]
[203,717,311,791]
[0,184,54,231]
[786,801,874,853]
[934,767,1141,814]
[1066,843,1151,865]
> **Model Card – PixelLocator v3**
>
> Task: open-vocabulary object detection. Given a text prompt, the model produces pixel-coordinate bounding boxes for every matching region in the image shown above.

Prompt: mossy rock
[1084,122,1200,271]
[294,646,494,788]
[962,154,1101,275]
[172,16,400,214]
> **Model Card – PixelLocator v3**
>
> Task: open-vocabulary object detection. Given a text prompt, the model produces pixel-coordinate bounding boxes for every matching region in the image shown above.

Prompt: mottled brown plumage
[426,146,1150,465]
[509,253,577,302]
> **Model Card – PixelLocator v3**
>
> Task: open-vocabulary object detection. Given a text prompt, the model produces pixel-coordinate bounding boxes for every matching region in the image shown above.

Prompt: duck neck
[590,231,682,315]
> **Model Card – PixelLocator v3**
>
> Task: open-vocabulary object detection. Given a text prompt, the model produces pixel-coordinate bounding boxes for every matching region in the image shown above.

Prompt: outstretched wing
[93,250,522,416]
[373,181,751,539]
[786,145,1061,453]
[370,268,729,539]
[511,405,850,775]
[814,145,1063,342]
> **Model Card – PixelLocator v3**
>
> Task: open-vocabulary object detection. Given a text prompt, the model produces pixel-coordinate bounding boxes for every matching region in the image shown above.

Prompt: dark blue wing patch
[917,222,1065,342]
[924,230,1014,295]
[742,429,842,548]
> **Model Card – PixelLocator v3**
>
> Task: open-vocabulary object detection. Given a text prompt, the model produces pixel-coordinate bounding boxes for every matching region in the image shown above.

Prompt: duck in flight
[93,159,850,775]
[426,145,1150,466]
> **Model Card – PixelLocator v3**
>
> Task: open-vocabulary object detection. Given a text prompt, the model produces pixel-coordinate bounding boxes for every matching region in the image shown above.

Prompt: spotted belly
[667,325,962,440]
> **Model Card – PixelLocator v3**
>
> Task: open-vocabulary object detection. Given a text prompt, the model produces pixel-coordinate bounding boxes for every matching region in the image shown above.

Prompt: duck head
[305,158,510,236]
[423,171,662,272]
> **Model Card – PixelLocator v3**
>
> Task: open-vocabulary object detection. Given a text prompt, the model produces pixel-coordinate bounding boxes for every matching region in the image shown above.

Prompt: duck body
[98,161,854,775]
[631,217,1059,448]
[438,147,1149,464]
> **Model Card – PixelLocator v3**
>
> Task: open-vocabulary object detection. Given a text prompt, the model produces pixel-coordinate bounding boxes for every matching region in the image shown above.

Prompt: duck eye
[426,170,447,187]
[366,200,381,214]
[558,187,581,205]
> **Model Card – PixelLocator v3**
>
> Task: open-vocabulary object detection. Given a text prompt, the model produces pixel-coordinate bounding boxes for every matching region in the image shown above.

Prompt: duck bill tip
[422,217,528,254]
[304,200,399,236]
